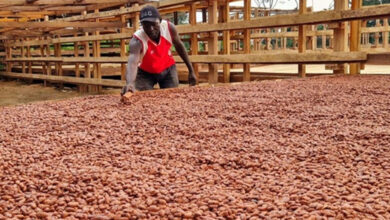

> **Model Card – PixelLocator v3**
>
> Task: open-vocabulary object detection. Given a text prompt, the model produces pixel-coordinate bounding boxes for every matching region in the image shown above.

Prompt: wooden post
[208,0,218,84]
[298,0,307,77]
[74,34,81,91]
[83,10,91,92]
[93,9,102,92]
[189,3,199,80]
[6,46,12,72]
[384,18,389,49]
[173,11,179,25]
[350,0,362,75]
[55,41,63,89]
[283,27,287,50]
[21,44,26,73]
[120,6,127,81]
[374,19,380,48]
[243,0,251,82]
[202,8,207,23]
[39,37,47,86]
[222,0,230,83]
[266,29,271,50]
[44,16,51,84]
[134,3,140,30]
[26,38,32,78]
[45,37,51,77]
[322,35,326,49]
[333,0,348,74]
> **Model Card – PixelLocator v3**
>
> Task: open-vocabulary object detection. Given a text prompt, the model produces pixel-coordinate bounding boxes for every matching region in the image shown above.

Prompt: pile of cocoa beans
[0,75,389,219]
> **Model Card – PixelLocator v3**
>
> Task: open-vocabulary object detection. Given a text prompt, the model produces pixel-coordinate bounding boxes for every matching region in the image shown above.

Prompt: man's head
[140,6,161,40]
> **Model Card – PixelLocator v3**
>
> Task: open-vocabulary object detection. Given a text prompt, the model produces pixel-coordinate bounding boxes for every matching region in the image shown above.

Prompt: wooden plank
[0,21,123,28]
[0,0,134,5]
[7,32,133,47]
[298,0,307,77]
[350,0,362,75]
[5,52,367,64]
[57,3,151,22]
[361,26,390,33]
[158,0,195,8]
[182,52,367,64]
[176,5,390,34]
[0,72,125,87]
[366,52,390,64]
[5,57,125,63]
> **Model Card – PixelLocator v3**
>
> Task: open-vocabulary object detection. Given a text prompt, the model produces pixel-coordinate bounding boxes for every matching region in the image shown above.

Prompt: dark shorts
[135,65,179,91]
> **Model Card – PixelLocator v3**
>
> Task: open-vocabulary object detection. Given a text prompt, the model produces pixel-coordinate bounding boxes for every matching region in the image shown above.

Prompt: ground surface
[0,80,84,106]
[0,75,389,219]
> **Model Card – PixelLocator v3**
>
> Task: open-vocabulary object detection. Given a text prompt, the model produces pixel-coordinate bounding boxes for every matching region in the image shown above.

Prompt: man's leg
[135,68,156,91]
[158,65,179,89]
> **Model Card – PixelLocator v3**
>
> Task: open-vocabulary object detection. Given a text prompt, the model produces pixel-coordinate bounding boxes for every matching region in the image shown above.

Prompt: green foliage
[363,0,390,6]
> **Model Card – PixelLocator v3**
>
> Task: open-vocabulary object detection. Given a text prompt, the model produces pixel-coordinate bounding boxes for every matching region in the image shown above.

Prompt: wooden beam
[176,5,390,34]
[0,72,125,87]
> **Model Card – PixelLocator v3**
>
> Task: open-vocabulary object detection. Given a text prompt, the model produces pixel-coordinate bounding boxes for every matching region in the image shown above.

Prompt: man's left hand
[188,71,197,86]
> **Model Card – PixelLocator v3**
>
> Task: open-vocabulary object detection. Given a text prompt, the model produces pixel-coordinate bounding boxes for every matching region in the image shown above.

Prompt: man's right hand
[121,83,136,96]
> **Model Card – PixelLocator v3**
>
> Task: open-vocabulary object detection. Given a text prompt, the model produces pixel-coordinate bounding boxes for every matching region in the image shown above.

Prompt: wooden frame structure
[1,0,390,91]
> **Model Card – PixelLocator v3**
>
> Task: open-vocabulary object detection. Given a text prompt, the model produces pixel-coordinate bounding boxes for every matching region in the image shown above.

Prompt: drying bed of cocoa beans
[0,75,389,219]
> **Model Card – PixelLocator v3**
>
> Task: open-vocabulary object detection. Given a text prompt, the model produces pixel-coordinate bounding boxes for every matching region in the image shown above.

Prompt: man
[121,5,197,95]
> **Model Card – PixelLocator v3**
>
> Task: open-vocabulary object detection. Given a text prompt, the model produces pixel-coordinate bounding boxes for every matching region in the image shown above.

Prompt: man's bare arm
[169,21,197,86]
[121,37,142,95]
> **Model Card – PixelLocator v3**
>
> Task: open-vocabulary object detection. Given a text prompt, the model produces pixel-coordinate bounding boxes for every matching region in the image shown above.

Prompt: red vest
[133,20,176,74]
